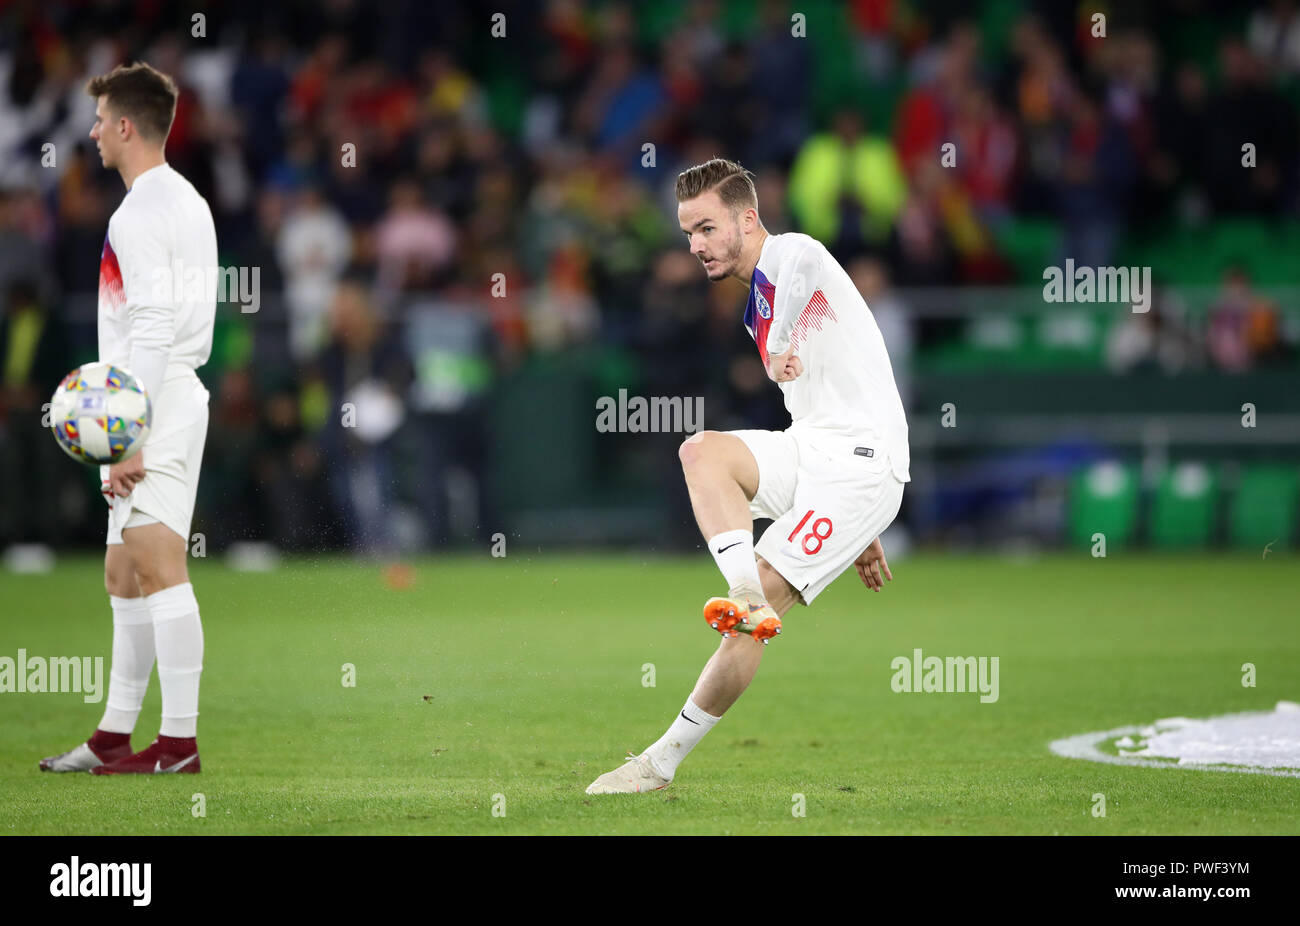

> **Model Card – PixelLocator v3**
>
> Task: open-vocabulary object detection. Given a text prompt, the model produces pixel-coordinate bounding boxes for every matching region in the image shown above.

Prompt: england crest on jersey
[755,290,772,319]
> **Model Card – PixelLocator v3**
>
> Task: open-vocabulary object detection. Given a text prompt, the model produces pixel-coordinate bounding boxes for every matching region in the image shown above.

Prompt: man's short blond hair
[675,158,758,214]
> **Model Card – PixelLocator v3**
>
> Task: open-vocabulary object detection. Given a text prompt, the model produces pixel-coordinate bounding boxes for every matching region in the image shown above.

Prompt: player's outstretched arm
[855,536,892,592]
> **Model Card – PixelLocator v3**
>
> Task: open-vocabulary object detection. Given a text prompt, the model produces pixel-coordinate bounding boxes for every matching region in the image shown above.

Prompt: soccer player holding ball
[40,63,216,775]
[587,159,910,793]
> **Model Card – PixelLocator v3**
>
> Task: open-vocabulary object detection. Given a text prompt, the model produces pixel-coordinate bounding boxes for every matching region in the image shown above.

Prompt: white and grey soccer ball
[49,362,152,465]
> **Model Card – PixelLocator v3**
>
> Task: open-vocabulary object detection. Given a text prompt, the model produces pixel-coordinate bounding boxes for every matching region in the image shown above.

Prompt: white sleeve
[766,237,824,357]
[111,209,176,404]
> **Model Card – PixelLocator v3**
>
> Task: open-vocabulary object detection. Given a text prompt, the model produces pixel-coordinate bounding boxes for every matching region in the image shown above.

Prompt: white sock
[707,528,763,601]
[643,698,721,779]
[98,595,156,734]
[148,582,204,739]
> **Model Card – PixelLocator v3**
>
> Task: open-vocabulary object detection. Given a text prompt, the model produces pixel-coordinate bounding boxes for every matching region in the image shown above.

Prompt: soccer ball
[49,362,152,466]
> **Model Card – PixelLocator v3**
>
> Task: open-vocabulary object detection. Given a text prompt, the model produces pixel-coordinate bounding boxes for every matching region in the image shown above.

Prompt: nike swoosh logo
[154,754,198,773]
[680,710,700,725]
[715,541,743,555]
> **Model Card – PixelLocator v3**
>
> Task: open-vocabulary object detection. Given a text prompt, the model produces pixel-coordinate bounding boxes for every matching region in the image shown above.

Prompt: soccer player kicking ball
[586,159,910,794]
[40,63,216,775]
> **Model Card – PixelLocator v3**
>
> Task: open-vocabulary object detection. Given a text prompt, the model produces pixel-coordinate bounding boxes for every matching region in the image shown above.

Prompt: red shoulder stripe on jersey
[788,290,836,353]
[99,238,125,313]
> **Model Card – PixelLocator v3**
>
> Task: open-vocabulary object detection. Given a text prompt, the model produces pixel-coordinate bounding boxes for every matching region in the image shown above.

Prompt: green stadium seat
[993,218,1061,284]
[1068,460,1139,551]
[1228,464,1299,551]
[1149,462,1217,548]
[979,0,1025,61]
[1211,221,1271,283]
[637,0,686,43]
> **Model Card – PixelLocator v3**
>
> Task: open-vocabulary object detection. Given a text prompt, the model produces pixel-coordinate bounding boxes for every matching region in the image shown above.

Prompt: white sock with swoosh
[708,529,762,603]
[643,698,721,779]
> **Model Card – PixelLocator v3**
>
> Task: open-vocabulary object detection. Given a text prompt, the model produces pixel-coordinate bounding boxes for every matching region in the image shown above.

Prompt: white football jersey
[743,231,910,482]
[97,163,217,402]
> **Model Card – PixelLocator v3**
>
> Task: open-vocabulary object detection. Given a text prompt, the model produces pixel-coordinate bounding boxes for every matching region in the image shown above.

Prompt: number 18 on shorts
[731,427,906,606]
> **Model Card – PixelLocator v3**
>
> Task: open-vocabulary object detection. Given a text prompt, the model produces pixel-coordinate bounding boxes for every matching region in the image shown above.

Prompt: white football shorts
[728,424,906,605]
[104,373,209,545]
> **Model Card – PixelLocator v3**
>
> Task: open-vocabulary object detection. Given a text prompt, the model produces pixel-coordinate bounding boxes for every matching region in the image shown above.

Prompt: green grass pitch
[2,552,1297,835]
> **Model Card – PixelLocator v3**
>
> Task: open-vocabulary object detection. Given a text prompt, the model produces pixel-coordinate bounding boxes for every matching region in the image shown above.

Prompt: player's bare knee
[104,557,138,598]
[104,568,137,598]
[104,546,133,595]
[133,561,187,597]
[678,430,716,472]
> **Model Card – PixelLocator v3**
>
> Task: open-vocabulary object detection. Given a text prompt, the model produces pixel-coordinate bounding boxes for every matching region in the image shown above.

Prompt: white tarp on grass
[1050,701,1300,777]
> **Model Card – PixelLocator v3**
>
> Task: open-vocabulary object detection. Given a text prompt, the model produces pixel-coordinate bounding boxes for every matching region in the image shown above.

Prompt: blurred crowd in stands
[2,0,1300,551]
